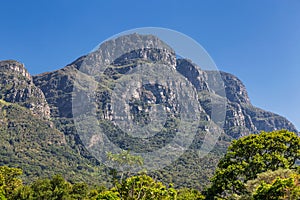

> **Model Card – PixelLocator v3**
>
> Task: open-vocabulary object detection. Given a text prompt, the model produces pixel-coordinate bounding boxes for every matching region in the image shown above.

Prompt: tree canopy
[206,130,300,199]
[1,129,300,199]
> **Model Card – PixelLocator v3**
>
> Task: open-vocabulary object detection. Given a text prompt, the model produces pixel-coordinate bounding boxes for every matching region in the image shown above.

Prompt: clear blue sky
[1,0,299,130]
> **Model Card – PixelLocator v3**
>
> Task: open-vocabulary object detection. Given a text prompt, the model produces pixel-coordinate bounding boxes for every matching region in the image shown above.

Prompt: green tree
[114,174,177,200]
[24,175,72,200]
[253,177,294,200]
[177,188,205,200]
[96,190,120,200]
[87,185,107,200]
[107,150,143,184]
[0,177,6,200]
[0,173,6,200]
[11,185,33,200]
[70,182,89,200]
[244,169,300,200]
[29,178,53,199]
[206,130,300,199]
[50,175,72,199]
[0,193,6,200]
[0,166,23,199]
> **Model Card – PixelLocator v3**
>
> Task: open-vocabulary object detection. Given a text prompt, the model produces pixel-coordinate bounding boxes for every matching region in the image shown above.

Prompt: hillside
[0,61,107,185]
[0,34,297,190]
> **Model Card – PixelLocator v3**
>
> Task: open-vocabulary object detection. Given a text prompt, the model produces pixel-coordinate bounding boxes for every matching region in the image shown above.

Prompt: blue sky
[1,0,300,130]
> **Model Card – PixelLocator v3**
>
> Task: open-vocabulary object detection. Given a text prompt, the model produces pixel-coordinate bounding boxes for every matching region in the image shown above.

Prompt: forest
[1,129,300,200]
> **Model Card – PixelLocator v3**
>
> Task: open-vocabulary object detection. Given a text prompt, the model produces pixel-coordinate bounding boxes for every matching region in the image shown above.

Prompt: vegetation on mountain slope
[0,100,107,185]
[0,34,299,196]
[1,130,300,199]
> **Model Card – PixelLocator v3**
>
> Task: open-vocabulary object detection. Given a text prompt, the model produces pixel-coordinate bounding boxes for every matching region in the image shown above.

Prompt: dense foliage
[250,169,300,200]
[0,100,107,185]
[1,119,300,200]
[206,130,300,199]
[0,166,205,200]
[0,97,224,190]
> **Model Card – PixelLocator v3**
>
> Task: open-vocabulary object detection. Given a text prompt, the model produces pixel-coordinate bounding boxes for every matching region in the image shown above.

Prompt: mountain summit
[33,34,297,138]
[0,33,297,189]
[0,60,50,118]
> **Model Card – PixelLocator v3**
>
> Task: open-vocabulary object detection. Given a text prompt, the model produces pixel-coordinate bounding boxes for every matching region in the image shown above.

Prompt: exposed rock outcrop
[32,34,297,139]
[1,33,298,190]
[0,60,50,119]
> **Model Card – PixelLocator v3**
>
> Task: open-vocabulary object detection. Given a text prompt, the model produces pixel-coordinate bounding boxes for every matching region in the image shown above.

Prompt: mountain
[0,34,297,190]
[0,60,50,119]
[0,60,107,185]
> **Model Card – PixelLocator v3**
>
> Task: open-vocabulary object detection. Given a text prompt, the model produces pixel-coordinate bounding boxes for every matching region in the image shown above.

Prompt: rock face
[0,60,50,119]
[1,33,298,189]
[174,59,297,138]
[31,34,297,140]
[0,60,107,185]
[32,66,76,118]
[220,71,250,104]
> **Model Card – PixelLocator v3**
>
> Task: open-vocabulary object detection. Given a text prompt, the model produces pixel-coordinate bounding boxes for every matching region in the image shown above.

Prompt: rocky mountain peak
[176,59,210,92]
[0,60,31,80]
[33,34,298,139]
[100,33,174,54]
[2,34,298,190]
[78,34,177,75]
[0,60,50,119]
[220,71,250,104]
